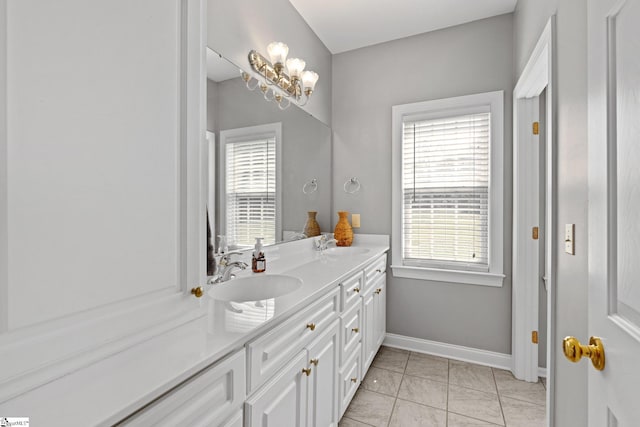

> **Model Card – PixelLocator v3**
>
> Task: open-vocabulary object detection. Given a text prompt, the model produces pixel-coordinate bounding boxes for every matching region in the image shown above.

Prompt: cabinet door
[339,344,362,418]
[245,350,309,427]
[373,276,387,349]
[361,290,376,377]
[307,319,340,427]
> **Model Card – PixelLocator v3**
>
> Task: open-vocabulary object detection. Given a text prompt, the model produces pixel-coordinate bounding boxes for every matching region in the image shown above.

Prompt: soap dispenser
[217,235,228,254]
[252,237,266,273]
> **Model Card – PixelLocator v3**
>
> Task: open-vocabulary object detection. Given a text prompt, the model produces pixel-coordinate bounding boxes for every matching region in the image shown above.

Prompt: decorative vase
[334,211,353,247]
[304,211,321,237]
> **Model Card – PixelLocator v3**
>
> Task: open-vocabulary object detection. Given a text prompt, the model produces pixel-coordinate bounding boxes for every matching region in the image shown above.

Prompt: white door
[361,290,376,375]
[587,0,640,424]
[245,350,308,427]
[374,277,387,349]
[307,319,340,427]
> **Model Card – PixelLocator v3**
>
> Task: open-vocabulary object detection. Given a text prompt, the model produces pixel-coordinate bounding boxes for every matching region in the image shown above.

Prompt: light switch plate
[352,214,361,228]
[565,224,575,255]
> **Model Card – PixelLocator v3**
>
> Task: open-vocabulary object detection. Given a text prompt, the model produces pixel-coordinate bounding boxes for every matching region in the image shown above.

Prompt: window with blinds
[402,111,490,271]
[224,134,277,248]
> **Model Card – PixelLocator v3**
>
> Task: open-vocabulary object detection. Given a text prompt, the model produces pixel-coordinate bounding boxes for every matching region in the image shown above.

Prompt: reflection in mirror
[206,48,331,252]
[219,123,281,247]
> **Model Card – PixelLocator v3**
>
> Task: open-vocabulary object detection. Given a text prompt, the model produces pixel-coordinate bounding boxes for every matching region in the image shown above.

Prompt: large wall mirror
[206,48,332,256]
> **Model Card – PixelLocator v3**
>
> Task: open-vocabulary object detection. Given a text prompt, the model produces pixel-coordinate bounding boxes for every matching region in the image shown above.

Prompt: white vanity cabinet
[245,319,340,427]
[361,255,387,376]
[229,250,387,427]
[118,349,246,427]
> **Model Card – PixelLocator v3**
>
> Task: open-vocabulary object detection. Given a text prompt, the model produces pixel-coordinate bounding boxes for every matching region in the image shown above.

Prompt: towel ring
[343,177,361,194]
[303,178,318,194]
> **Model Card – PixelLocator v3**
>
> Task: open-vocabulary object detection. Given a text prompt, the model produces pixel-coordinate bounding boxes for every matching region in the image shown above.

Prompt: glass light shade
[286,58,306,79]
[301,71,319,91]
[267,42,288,65]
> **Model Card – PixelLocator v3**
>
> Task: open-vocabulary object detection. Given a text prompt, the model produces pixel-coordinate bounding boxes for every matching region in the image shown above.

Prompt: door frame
[512,15,556,425]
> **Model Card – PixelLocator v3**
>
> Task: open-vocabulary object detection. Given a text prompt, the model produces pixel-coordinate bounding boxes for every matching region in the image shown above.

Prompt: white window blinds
[402,111,490,271]
[225,136,276,247]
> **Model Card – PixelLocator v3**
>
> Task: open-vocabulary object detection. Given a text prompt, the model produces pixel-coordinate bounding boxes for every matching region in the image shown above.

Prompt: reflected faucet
[315,235,337,252]
[208,252,249,284]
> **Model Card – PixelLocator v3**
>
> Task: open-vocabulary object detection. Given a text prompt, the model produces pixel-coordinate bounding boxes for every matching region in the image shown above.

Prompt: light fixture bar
[248,50,300,98]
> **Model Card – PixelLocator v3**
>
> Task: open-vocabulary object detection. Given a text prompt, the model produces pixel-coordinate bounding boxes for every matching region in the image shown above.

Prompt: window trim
[391,91,505,287]
[219,122,282,248]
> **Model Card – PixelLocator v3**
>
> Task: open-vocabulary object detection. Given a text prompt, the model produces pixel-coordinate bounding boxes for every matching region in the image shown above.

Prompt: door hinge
[532,226,539,240]
[532,121,539,135]
[532,330,539,344]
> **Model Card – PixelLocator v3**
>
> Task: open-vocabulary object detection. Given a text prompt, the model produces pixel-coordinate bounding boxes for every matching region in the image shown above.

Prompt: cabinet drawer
[340,270,364,312]
[247,287,340,393]
[364,254,387,287]
[339,343,362,419]
[340,300,362,365]
[119,349,245,427]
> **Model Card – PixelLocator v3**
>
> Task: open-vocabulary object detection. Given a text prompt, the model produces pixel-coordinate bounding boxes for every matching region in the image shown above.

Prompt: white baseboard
[384,333,549,380]
[384,333,513,371]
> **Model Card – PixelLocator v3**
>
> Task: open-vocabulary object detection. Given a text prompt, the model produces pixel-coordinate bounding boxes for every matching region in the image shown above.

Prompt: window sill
[391,265,505,287]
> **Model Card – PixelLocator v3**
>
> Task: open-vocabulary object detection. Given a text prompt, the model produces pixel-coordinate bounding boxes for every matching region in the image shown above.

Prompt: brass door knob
[350,377,358,383]
[353,287,360,293]
[306,323,316,331]
[375,288,382,295]
[310,358,319,366]
[352,327,359,333]
[563,336,605,371]
[302,368,312,376]
[191,287,204,298]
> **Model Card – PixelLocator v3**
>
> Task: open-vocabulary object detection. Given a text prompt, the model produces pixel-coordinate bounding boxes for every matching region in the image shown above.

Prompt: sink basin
[208,274,303,302]
[324,247,370,256]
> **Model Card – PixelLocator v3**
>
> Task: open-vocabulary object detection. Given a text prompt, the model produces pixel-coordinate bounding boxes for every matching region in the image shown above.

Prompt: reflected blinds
[225,136,276,247]
[402,112,490,271]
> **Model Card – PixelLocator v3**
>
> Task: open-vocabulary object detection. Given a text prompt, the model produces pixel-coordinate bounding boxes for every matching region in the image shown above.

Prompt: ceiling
[207,48,241,82]
[288,0,518,54]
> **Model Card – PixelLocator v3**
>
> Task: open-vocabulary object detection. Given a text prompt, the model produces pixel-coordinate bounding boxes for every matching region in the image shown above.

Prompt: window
[391,92,504,286]
[219,123,282,248]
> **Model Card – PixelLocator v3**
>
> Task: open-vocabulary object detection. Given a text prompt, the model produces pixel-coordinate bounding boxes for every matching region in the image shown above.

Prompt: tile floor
[340,346,546,427]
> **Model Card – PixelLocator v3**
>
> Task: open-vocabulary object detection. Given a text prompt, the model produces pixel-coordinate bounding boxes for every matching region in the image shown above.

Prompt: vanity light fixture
[241,42,319,110]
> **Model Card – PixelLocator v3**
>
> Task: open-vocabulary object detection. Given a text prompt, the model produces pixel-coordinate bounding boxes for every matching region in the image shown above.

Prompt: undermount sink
[324,247,371,256]
[208,274,303,302]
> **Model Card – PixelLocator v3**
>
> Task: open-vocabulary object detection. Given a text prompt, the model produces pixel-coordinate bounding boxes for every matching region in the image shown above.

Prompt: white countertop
[2,234,389,426]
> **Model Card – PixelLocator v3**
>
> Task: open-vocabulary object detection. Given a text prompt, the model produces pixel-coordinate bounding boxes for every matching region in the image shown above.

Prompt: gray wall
[207,79,218,133]
[331,14,514,354]
[514,1,589,426]
[208,76,332,238]
[208,0,332,126]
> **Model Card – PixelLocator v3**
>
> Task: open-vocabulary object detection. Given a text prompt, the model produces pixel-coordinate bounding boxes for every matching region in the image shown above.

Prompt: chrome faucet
[315,235,337,252]
[208,252,249,284]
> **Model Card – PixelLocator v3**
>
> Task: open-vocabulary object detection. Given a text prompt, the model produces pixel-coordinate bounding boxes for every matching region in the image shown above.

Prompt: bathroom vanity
[1,235,388,427]
[121,235,388,426]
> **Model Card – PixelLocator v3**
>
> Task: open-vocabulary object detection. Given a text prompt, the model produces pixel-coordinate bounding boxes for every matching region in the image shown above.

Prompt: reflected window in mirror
[219,123,282,248]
